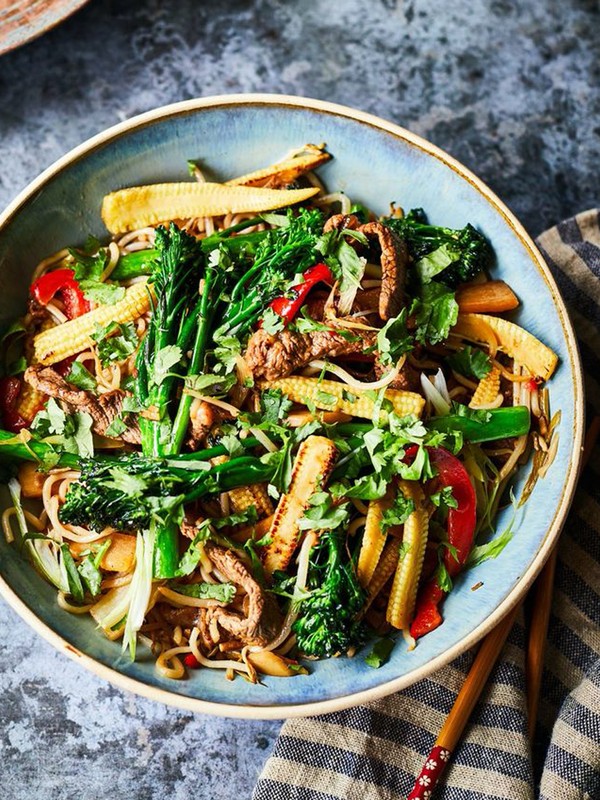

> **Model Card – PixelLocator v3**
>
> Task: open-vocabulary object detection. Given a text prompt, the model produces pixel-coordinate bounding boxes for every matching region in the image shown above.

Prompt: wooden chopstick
[526,414,600,739]
[407,416,600,799]
[407,606,520,799]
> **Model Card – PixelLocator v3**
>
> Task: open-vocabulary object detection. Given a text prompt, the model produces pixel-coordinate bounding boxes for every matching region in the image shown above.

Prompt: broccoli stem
[168,265,217,456]
[0,429,262,469]
[0,430,79,468]
[112,218,266,282]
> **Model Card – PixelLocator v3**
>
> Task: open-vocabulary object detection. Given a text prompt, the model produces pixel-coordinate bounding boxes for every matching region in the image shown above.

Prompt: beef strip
[202,543,268,646]
[322,213,361,234]
[358,220,408,321]
[323,215,407,321]
[25,364,141,444]
[245,324,376,381]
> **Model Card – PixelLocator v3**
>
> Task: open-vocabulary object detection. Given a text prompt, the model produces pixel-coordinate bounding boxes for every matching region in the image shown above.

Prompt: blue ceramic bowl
[0,95,584,718]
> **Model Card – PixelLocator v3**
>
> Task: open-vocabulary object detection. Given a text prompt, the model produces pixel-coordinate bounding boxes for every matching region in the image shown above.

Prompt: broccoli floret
[385,208,494,288]
[293,529,366,658]
[58,451,276,533]
[59,454,185,531]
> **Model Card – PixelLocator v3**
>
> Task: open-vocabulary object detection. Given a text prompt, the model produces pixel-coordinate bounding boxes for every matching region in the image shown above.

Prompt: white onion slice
[248,426,278,453]
[420,371,451,416]
[308,357,405,391]
[433,368,451,403]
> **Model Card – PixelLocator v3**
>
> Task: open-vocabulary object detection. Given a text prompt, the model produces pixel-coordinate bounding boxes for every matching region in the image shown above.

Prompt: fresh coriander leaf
[58,410,94,458]
[435,561,453,593]
[411,282,459,345]
[292,307,333,334]
[220,433,244,458]
[106,467,149,496]
[388,414,428,441]
[211,506,259,529]
[79,280,125,305]
[66,361,97,392]
[430,485,458,510]
[415,242,460,283]
[91,322,138,366]
[446,346,492,380]
[261,306,286,335]
[261,436,294,492]
[381,490,415,533]
[121,395,141,414]
[104,416,128,438]
[365,637,395,668]
[315,389,337,407]
[448,401,492,424]
[175,523,213,577]
[31,397,66,436]
[68,242,107,282]
[397,444,435,482]
[331,238,366,313]
[316,227,366,313]
[342,389,358,404]
[398,540,411,562]
[169,581,236,603]
[298,493,350,531]
[213,334,242,373]
[152,345,182,387]
[185,372,236,395]
[261,389,293,424]
[333,473,389,501]
[376,309,413,367]
[363,427,386,472]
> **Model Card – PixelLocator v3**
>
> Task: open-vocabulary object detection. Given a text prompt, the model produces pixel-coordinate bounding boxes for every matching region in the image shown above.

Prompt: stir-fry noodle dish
[0,145,559,682]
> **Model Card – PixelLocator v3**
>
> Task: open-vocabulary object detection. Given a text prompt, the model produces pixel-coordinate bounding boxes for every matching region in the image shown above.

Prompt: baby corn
[364,539,400,612]
[469,364,502,409]
[16,381,46,423]
[386,481,429,645]
[263,435,338,576]
[228,483,274,519]
[101,182,320,234]
[454,313,558,381]
[227,145,331,188]
[264,376,425,421]
[357,489,394,587]
[32,282,151,365]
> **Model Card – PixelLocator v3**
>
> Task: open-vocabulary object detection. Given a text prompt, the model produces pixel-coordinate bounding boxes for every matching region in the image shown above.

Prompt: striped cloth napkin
[252,210,600,800]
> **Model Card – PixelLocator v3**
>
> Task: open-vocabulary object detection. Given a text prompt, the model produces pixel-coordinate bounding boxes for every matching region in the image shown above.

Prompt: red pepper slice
[0,376,28,433]
[405,445,477,640]
[31,269,89,319]
[183,653,201,669]
[267,262,334,325]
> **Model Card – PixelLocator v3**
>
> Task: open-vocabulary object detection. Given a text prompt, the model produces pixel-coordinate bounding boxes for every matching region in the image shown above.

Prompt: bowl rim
[0,92,585,719]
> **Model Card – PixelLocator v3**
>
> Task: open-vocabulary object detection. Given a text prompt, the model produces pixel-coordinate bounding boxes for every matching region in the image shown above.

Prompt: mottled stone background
[0,1,598,798]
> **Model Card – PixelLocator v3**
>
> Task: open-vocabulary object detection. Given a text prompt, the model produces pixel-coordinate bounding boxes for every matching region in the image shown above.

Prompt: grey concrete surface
[0,1,598,798]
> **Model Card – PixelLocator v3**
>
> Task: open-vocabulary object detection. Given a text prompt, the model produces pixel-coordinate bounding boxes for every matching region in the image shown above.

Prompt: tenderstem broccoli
[385,208,494,287]
[293,529,366,658]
